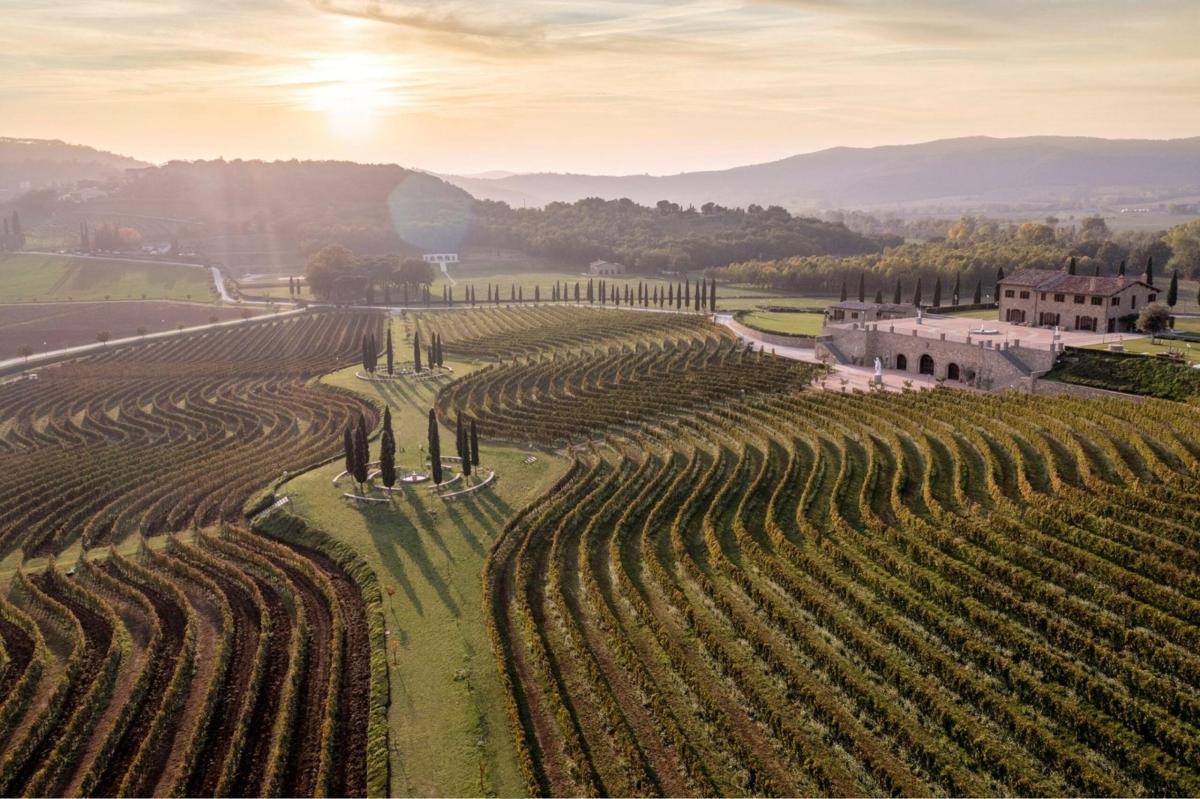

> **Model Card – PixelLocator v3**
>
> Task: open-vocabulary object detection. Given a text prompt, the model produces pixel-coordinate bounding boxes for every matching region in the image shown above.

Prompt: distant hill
[0,137,147,197]
[443,136,1200,211]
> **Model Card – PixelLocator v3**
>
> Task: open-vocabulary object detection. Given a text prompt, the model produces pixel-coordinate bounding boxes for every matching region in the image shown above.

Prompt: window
[1019,291,1030,299]
[1040,292,1047,300]
[1073,295,1085,304]
[1131,297,1138,309]
[1054,293,1065,302]
[1149,294,1157,302]
[1004,289,1015,298]
[1111,297,1120,307]
[1090,297,1103,306]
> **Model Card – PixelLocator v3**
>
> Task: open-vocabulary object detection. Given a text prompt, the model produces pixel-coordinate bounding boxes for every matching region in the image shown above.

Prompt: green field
[941,307,1001,319]
[1084,334,1200,364]
[0,252,215,303]
[1175,315,1200,333]
[736,310,824,336]
[279,329,567,796]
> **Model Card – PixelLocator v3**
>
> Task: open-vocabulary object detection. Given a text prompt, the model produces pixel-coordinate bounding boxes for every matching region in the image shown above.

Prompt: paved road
[0,307,305,375]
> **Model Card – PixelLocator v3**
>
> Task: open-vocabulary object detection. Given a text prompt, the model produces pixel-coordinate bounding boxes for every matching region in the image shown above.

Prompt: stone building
[826,301,919,324]
[998,269,1158,332]
[589,259,627,276]
[817,318,1059,391]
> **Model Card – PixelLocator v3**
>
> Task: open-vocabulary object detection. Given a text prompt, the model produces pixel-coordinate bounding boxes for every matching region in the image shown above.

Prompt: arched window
[947,362,961,381]
[919,354,935,375]
[896,354,908,371]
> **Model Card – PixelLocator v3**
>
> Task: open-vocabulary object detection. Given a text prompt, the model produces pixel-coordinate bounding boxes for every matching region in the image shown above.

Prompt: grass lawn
[1175,315,1200,334]
[940,308,1000,319]
[1083,335,1200,365]
[279,324,568,797]
[737,310,824,336]
[0,253,215,303]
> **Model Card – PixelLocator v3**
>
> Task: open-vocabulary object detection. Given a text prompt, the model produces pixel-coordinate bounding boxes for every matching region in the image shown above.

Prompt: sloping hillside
[0,138,147,197]
[445,136,1200,210]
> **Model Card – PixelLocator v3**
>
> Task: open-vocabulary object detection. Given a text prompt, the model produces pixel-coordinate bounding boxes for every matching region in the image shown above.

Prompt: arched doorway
[919,354,935,375]
[896,354,908,371]
[947,362,961,381]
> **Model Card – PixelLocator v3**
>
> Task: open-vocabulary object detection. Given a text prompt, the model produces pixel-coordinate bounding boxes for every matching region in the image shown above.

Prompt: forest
[709,216,1200,294]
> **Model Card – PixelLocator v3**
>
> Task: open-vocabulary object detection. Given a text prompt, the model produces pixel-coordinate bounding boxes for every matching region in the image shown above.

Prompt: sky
[2,0,1199,175]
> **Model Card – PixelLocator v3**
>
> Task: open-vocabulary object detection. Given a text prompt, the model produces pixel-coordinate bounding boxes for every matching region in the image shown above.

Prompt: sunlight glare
[295,53,406,139]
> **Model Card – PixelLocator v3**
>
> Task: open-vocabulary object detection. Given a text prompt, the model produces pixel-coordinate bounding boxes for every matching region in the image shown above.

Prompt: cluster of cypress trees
[410,330,444,371]
[361,332,379,373]
[454,415,480,478]
[343,405,482,492]
[343,412,372,489]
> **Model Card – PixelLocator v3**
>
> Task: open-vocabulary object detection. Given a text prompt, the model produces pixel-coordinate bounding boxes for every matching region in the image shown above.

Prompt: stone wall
[821,323,1057,391]
[1022,377,1146,402]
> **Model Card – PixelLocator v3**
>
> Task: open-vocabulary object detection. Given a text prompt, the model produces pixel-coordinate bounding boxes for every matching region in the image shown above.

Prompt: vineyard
[456,313,1200,796]
[414,305,718,359]
[0,527,377,797]
[0,311,388,796]
[0,311,382,556]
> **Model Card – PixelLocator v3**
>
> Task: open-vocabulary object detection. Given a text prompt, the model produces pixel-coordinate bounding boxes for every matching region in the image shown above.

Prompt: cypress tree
[684,280,690,307]
[362,333,372,373]
[519,286,524,303]
[384,284,391,305]
[839,278,847,302]
[996,267,1005,283]
[353,413,370,487]
[932,277,942,307]
[1068,256,1077,275]
[470,420,480,467]
[404,283,410,304]
[1119,259,1127,276]
[535,285,540,302]
[1167,270,1179,307]
[380,407,396,488]
[857,272,865,303]
[892,278,902,304]
[428,409,442,485]
[1093,263,1101,277]
[694,280,701,311]
[912,278,923,308]
[668,284,673,306]
[1146,256,1154,286]
[874,289,884,304]
[413,330,422,371]
[973,280,982,304]
[343,425,355,478]
[575,282,581,303]
[386,328,394,374]
[437,334,444,367]
[952,272,961,305]
[710,278,717,312]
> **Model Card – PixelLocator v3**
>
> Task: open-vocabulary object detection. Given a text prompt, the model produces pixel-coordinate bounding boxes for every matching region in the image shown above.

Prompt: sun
[293,53,406,138]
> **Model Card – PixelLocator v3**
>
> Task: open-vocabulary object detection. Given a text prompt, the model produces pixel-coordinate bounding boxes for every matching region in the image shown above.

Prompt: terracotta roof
[999,269,1153,297]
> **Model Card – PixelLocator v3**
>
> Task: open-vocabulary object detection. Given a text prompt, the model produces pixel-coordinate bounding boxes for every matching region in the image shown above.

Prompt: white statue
[873,356,883,386]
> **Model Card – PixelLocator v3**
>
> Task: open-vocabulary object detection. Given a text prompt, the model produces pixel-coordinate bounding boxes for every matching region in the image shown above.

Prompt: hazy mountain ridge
[0,137,149,197]
[443,136,1200,211]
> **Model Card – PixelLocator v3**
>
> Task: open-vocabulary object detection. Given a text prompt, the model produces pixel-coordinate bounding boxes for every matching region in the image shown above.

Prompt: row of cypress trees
[377,278,720,312]
[411,330,444,372]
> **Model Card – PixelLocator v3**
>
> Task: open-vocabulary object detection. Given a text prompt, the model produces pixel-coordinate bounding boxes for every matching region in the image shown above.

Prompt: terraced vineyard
[469,327,1200,796]
[0,527,378,797]
[0,311,388,796]
[0,311,382,556]
[414,305,717,359]
[438,336,811,445]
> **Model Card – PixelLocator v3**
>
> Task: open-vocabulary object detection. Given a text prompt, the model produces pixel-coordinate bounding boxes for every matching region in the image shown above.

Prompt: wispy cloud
[2,0,1198,172]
